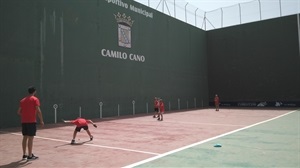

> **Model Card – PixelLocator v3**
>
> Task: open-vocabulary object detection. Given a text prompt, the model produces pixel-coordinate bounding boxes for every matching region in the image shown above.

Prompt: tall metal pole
[174,0,176,18]
[239,3,242,24]
[185,2,188,23]
[162,0,164,13]
[258,0,262,20]
[221,8,223,28]
[204,12,206,30]
[279,0,282,17]
[195,8,198,27]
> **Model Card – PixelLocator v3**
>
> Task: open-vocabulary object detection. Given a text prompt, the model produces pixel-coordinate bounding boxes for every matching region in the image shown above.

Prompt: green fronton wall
[207,15,300,102]
[0,0,208,128]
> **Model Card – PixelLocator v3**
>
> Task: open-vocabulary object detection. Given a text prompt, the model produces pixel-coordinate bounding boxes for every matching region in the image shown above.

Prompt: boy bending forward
[62,117,97,144]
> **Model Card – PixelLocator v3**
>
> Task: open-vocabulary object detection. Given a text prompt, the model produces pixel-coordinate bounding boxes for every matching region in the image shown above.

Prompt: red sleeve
[71,119,77,124]
[35,97,40,107]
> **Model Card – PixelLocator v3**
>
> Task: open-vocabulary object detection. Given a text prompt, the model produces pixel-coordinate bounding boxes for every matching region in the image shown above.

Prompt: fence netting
[134,0,300,30]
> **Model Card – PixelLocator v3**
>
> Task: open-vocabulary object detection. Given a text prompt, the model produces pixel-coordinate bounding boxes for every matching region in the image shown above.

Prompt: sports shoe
[90,136,93,141]
[27,154,38,160]
[71,139,75,144]
[22,155,27,160]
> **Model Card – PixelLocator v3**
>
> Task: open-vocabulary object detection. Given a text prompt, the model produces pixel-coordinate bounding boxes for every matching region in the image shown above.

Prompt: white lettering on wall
[105,0,153,18]
[101,49,145,63]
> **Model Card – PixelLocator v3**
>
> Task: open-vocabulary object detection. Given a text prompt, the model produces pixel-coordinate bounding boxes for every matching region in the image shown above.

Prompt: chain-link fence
[134,0,300,30]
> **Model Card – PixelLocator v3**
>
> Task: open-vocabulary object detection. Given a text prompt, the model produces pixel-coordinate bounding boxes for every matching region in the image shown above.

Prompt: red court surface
[0,108,297,168]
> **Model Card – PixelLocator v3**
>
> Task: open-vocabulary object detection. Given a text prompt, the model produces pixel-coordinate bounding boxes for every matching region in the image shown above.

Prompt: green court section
[136,110,300,167]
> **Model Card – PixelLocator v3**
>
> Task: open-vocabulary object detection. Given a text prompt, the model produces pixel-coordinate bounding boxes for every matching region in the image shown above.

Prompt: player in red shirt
[157,99,165,121]
[214,94,220,111]
[153,97,159,118]
[62,117,97,144]
[17,86,44,160]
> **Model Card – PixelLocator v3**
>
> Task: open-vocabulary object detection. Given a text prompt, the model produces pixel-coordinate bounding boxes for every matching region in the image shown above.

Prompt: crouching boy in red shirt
[62,117,97,144]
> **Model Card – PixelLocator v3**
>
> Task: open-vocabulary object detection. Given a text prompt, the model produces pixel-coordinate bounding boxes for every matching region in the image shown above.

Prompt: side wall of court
[0,0,208,128]
[207,15,300,106]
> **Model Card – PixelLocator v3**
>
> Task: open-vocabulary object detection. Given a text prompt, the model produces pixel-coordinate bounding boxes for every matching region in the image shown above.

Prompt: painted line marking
[107,119,246,127]
[2,132,160,156]
[123,110,299,168]
[162,121,246,127]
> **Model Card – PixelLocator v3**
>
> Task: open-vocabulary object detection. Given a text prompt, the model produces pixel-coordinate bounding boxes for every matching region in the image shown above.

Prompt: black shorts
[75,126,88,132]
[22,123,37,136]
[154,108,159,112]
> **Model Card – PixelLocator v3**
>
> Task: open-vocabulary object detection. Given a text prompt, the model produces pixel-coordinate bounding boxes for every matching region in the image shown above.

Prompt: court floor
[0,108,299,168]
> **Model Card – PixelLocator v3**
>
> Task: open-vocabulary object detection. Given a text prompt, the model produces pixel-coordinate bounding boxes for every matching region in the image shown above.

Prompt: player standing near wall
[17,86,44,160]
[153,97,159,118]
[214,94,220,111]
[157,99,165,121]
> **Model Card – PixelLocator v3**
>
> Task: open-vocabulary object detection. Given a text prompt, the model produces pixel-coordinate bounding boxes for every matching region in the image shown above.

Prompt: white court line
[3,132,160,156]
[163,120,246,127]
[107,119,245,127]
[123,109,299,168]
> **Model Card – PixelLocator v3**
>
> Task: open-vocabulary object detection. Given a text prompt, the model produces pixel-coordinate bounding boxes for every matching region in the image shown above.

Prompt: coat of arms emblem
[114,13,134,48]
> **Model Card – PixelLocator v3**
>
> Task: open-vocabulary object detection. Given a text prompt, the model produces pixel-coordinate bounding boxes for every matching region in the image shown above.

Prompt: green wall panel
[207,15,300,102]
[0,0,208,128]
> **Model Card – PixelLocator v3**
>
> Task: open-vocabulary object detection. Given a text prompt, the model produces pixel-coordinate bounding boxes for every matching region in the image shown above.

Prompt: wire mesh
[134,0,300,30]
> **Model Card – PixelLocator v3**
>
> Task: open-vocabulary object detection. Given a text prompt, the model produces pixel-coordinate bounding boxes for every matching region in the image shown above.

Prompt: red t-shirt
[160,102,165,113]
[214,96,220,105]
[20,96,40,123]
[71,118,89,127]
[154,99,159,108]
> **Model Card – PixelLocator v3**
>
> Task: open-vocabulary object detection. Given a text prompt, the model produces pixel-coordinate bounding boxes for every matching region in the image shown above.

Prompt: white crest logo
[114,13,134,48]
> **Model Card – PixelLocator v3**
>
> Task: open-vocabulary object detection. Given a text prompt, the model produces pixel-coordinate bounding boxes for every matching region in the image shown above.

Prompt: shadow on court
[0,160,32,168]
[54,140,92,148]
